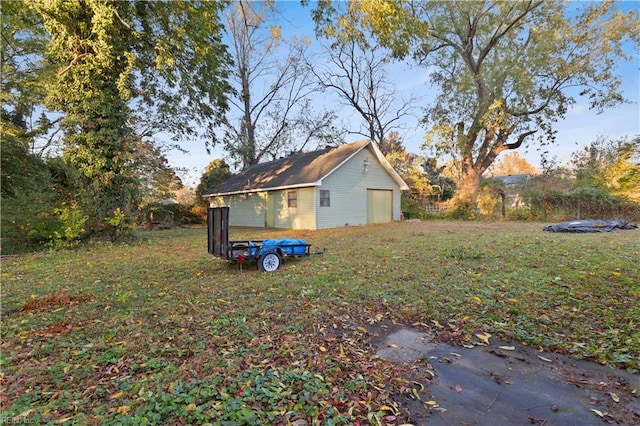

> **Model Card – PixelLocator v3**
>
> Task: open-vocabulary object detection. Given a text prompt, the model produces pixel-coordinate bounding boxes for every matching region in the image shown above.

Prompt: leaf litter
[1,222,638,424]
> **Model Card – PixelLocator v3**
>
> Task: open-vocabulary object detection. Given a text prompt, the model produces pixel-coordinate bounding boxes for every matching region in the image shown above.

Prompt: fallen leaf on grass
[117,405,131,415]
[412,388,421,400]
[17,409,34,419]
[609,392,620,403]
[48,390,62,401]
[380,405,398,414]
[498,346,515,351]
[590,409,605,417]
[538,355,552,363]
[411,381,425,391]
[475,332,491,345]
[110,391,124,400]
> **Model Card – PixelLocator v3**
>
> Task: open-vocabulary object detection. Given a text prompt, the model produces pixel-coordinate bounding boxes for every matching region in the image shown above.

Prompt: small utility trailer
[207,207,323,271]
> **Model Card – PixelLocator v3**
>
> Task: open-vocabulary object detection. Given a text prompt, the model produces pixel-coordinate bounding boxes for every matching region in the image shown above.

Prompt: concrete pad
[375,328,436,363]
[374,327,640,425]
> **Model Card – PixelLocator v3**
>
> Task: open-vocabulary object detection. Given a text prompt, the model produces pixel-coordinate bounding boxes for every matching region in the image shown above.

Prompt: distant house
[204,140,409,230]
[489,173,531,186]
[488,173,532,208]
[158,198,179,205]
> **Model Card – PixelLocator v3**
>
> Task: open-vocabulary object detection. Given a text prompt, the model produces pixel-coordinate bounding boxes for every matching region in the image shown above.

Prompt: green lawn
[2,221,639,424]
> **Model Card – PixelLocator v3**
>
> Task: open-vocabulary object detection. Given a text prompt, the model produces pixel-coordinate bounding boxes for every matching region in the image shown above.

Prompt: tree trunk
[455,164,482,206]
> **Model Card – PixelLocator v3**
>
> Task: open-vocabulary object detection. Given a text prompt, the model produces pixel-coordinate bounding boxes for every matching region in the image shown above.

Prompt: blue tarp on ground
[543,219,638,233]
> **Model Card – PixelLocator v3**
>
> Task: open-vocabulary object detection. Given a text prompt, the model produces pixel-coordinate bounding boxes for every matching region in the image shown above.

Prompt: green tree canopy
[135,140,183,205]
[571,135,640,201]
[3,0,233,238]
[312,0,639,206]
[195,159,233,202]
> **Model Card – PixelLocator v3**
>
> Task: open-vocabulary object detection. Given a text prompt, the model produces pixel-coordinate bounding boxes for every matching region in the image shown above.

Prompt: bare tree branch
[310,40,419,152]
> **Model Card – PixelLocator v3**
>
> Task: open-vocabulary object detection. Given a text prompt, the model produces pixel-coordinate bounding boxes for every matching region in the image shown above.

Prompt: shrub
[400,195,427,220]
[2,198,89,253]
[522,183,639,221]
[443,202,478,220]
[505,207,534,221]
[188,203,208,223]
[477,189,500,219]
[139,202,205,227]
[105,207,134,241]
[30,204,88,248]
[54,204,87,241]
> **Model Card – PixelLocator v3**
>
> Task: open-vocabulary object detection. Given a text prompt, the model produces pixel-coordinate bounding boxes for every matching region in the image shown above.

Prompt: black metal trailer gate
[207,206,229,258]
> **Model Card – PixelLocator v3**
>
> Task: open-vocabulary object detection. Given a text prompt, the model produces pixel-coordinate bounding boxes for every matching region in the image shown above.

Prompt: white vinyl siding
[316,146,400,229]
[272,187,315,229]
[211,188,316,229]
[210,193,265,227]
[265,192,276,227]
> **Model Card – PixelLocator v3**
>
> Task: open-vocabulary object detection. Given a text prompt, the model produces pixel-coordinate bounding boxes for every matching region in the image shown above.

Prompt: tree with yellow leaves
[312,1,639,207]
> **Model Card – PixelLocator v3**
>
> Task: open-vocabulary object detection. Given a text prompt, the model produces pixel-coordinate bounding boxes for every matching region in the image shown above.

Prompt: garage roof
[204,140,408,197]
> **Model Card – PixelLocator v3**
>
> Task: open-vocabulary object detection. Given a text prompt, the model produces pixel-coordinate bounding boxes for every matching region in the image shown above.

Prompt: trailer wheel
[258,252,281,272]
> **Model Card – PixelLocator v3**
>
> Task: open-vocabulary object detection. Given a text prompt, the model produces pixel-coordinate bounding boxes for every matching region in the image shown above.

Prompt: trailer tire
[258,252,281,272]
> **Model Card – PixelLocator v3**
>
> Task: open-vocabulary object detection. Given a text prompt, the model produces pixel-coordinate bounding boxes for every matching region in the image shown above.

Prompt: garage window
[320,190,330,207]
[287,191,297,208]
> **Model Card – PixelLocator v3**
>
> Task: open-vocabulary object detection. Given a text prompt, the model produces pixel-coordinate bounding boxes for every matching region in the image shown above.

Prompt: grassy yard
[2,221,639,424]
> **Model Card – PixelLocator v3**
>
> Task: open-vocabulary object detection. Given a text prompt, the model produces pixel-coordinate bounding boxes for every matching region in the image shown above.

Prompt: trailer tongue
[207,207,324,271]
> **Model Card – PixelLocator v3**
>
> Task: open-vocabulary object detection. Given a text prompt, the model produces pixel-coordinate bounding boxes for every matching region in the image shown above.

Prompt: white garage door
[367,189,392,224]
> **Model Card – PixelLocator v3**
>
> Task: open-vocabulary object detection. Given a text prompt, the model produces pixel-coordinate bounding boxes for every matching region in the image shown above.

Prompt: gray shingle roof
[489,174,531,185]
[204,141,372,196]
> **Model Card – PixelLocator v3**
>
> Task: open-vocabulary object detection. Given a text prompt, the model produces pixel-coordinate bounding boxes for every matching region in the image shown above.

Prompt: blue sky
[168,1,639,186]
